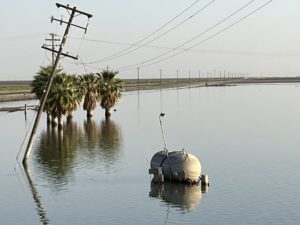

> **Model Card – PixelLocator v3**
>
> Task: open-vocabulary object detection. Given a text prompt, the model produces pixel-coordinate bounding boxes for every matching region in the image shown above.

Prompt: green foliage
[32,65,83,122]
[47,73,82,119]
[97,69,123,117]
[31,66,123,121]
[31,65,62,99]
[80,73,100,115]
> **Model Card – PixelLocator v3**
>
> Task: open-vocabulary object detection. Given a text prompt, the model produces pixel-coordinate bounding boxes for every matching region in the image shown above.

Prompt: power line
[70,37,300,58]
[116,0,273,71]
[114,0,258,71]
[86,0,216,64]
[86,0,200,64]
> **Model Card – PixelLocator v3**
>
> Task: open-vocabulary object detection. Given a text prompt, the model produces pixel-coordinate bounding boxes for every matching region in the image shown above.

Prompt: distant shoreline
[1,77,300,103]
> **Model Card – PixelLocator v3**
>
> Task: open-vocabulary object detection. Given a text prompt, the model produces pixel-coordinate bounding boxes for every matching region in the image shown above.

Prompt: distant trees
[31,66,123,129]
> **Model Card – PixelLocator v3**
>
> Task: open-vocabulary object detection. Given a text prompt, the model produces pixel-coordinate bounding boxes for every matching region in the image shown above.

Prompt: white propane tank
[150,150,201,183]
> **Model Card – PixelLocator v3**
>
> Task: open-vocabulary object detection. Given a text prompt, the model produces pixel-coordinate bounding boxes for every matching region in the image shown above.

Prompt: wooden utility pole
[44,33,60,65]
[22,3,92,165]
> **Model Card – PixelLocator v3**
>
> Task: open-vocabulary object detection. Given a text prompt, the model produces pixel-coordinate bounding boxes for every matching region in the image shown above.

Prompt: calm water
[1,84,300,225]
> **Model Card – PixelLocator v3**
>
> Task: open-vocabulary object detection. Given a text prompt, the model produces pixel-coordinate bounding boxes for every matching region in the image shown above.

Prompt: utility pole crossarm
[56,3,93,18]
[42,45,78,60]
[45,38,60,42]
[50,16,89,32]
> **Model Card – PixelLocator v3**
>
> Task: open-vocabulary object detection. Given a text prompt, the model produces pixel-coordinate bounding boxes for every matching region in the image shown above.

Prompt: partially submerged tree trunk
[66,113,73,123]
[87,109,93,118]
[47,112,52,124]
[57,114,63,130]
[51,116,58,127]
[105,108,111,118]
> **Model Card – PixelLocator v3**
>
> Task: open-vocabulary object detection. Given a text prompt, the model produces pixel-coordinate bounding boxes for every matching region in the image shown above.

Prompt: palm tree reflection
[34,121,80,190]
[98,118,122,159]
[82,117,98,150]
[34,118,123,189]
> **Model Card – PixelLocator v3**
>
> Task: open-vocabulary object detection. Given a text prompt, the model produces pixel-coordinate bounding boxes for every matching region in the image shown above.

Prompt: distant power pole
[23,3,92,165]
[160,69,163,85]
[213,69,216,80]
[44,33,60,65]
[137,67,140,89]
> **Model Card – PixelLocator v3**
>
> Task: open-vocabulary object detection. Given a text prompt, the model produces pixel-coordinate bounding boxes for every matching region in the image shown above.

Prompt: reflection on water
[149,182,202,213]
[80,118,123,169]
[34,118,123,189]
[23,164,50,225]
[3,85,300,225]
[35,123,79,189]
[99,119,123,156]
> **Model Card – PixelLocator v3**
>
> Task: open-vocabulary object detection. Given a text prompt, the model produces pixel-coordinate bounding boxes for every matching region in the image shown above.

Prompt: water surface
[1,84,300,225]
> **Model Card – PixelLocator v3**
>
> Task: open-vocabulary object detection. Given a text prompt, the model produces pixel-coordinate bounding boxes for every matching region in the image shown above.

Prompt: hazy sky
[1,0,300,80]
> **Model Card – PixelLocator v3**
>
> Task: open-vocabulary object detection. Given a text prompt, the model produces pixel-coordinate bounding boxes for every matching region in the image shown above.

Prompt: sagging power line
[70,37,300,59]
[86,0,201,64]
[86,0,216,65]
[113,0,259,71]
[123,0,274,71]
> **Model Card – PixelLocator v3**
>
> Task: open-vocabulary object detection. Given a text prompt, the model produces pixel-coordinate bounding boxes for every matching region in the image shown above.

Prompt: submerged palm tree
[31,65,64,123]
[47,73,82,129]
[97,69,123,118]
[65,75,83,121]
[80,73,100,117]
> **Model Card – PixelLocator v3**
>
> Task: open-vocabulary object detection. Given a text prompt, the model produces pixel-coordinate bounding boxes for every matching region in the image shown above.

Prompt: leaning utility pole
[44,33,60,65]
[22,3,92,165]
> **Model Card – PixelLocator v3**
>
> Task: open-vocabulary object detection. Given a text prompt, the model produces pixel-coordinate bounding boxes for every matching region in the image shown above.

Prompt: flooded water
[1,84,300,225]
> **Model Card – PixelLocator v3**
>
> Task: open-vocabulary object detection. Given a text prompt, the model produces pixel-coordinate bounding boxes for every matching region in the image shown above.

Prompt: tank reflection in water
[149,182,206,213]
[34,118,123,189]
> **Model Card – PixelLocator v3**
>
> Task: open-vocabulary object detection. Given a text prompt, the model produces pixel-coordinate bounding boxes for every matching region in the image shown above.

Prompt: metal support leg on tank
[201,174,209,193]
[149,167,164,183]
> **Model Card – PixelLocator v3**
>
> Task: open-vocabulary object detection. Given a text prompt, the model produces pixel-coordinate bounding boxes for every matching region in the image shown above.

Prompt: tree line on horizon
[31,65,123,129]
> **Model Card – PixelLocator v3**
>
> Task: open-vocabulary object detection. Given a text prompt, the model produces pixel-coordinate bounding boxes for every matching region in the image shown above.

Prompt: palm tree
[31,65,64,123]
[97,69,123,118]
[65,75,83,122]
[80,73,100,117]
[47,73,81,129]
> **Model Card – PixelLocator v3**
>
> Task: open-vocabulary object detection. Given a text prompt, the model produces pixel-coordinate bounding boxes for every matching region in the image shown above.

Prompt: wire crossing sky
[1,0,300,80]
[86,0,201,64]
[86,0,216,64]
[112,0,260,71]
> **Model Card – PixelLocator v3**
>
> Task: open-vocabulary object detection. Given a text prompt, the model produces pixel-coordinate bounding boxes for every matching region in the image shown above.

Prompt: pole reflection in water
[149,182,202,213]
[23,164,50,225]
